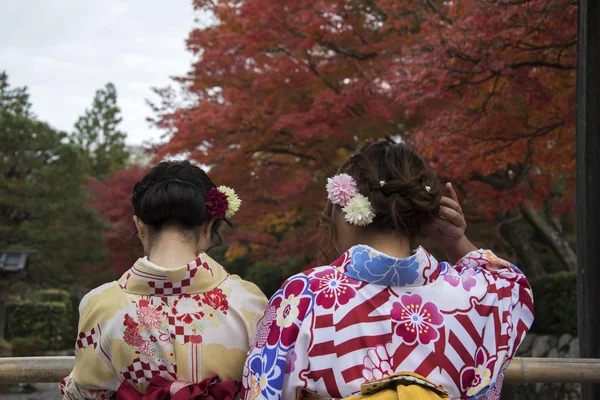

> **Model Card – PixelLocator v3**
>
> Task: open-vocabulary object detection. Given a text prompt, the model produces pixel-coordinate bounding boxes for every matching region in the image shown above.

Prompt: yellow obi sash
[305,373,450,400]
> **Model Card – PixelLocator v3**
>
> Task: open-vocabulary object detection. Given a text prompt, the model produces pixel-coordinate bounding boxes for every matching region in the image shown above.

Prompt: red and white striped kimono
[241,245,534,399]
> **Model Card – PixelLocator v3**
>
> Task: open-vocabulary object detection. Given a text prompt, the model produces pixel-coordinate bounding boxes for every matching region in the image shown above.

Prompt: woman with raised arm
[242,139,534,400]
[61,160,267,399]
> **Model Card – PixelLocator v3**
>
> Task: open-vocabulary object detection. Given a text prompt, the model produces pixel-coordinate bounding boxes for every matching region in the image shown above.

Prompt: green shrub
[242,259,307,298]
[0,339,12,357]
[68,293,81,344]
[43,290,80,346]
[244,262,282,298]
[10,336,50,357]
[5,288,79,352]
[6,300,72,351]
[529,272,577,336]
[35,289,71,304]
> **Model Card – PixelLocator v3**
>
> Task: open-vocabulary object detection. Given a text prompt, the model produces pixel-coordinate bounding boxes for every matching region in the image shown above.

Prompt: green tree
[72,83,129,180]
[0,71,107,289]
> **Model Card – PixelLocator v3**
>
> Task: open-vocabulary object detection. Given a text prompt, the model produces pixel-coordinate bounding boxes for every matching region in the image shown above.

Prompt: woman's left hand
[424,182,467,249]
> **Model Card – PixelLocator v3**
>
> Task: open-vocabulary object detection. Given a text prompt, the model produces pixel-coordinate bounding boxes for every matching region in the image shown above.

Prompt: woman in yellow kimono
[60,160,268,399]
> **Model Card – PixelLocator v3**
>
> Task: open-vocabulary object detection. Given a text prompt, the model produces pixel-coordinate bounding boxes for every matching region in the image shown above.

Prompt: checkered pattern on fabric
[167,315,192,344]
[147,262,199,296]
[75,325,99,350]
[199,259,213,276]
[121,358,177,385]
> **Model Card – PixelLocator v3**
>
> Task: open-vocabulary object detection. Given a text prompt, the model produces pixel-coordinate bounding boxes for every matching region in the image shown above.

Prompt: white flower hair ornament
[218,186,242,218]
[326,174,376,227]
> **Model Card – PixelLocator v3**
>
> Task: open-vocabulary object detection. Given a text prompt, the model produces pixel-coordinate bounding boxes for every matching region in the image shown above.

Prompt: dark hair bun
[343,139,441,237]
[132,161,216,229]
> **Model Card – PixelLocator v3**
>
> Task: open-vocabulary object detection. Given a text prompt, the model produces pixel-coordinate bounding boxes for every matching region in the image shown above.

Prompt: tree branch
[477,122,564,155]
[319,41,378,61]
[470,162,528,190]
[424,0,454,25]
[509,60,576,70]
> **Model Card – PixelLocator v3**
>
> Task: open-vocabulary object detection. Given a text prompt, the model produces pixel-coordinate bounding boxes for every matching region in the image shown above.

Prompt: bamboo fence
[0,357,598,385]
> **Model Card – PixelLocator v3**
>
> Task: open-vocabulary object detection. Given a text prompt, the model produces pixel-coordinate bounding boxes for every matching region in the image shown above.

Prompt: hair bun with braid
[340,139,441,237]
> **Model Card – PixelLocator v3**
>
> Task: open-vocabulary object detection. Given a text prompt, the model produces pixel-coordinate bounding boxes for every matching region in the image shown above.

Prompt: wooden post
[0,280,8,340]
[576,0,600,399]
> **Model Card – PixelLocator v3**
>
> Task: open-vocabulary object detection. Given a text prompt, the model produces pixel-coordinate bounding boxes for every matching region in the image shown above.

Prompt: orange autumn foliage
[410,0,576,217]
[152,0,576,267]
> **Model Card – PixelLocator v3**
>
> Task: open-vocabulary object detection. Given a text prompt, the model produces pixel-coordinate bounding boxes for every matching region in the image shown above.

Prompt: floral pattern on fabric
[457,250,520,274]
[346,246,420,286]
[444,267,479,291]
[267,276,315,348]
[202,287,229,314]
[391,294,444,345]
[60,374,113,400]
[242,245,534,400]
[246,342,286,399]
[123,314,145,348]
[309,268,361,310]
[121,286,233,352]
[460,347,498,398]
[137,300,162,329]
[61,253,268,399]
[172,295,205,324]
[244,276,315,399]
[362,344,395,381]
[123,287,228,357]
[284,349,297,374]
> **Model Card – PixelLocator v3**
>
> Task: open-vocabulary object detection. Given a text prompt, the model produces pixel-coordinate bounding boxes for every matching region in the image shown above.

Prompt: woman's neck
[357,232,412,259]
[146,233,198,269]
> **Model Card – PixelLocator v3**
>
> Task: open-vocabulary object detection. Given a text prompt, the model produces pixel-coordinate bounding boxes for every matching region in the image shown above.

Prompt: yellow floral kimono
[60,254,267,399]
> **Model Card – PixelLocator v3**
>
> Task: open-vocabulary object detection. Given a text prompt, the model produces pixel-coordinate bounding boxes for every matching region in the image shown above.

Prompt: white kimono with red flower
[241,245,534,400]
[60,254,267,399]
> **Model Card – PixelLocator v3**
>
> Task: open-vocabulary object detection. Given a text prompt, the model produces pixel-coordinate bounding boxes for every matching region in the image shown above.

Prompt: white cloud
[0,0,206,145]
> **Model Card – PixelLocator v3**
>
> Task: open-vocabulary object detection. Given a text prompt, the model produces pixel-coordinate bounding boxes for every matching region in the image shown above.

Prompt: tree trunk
[544,195,564,233]
[521,201,577,271]
[497,215,546,278]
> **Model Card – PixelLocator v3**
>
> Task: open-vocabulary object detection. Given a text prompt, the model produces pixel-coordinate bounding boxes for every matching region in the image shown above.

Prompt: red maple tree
[409,0,577,273]
[411,0,576,211]
[88,166,148,276]
[151,0,576,275]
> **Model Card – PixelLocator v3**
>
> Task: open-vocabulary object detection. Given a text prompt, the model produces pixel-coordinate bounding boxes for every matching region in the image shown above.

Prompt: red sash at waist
[116,375,239,400]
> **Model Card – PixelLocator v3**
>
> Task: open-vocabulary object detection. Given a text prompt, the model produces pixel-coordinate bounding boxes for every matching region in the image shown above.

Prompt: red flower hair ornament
[204,186,241,221]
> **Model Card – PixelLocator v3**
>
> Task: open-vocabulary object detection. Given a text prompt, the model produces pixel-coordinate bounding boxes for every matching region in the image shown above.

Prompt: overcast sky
[0,0,205,145]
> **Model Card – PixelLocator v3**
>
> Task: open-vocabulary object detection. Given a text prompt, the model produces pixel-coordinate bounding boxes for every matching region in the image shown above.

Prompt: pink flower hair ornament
[326,174,375,227]
[327,173,359,206]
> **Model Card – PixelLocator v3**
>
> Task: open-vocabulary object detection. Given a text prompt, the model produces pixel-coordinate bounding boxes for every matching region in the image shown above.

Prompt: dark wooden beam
[576,0,600,399]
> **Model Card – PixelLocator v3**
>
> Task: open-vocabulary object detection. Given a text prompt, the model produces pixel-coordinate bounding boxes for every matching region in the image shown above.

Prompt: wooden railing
[0,357,599,385]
